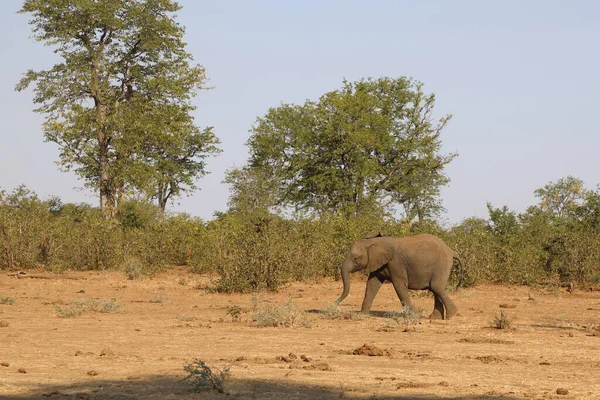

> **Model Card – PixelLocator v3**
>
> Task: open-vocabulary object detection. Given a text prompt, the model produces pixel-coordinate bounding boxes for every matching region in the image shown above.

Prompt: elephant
[336,232,463,320]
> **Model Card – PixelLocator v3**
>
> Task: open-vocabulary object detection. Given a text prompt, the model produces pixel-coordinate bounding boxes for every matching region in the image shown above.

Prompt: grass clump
[226,305,244,321]
[384,307,423,326]
[252,297,312,328]
[492,310,513,329]
[176,315,198,322]
[149,296,170,303]
[320,302,344,319]
[0,295,16,305]
[183,359,231,393]
[55,298,120,318]
[123,257,144,280]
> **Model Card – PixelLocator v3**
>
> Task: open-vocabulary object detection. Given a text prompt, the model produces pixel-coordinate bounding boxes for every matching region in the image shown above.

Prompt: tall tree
[247,77,456,220]
[16,0,220,218]
[534,176,588,219]
[224,166,280,213]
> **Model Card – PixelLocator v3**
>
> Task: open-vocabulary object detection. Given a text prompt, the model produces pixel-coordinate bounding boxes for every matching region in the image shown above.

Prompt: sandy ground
[1,268,600,400]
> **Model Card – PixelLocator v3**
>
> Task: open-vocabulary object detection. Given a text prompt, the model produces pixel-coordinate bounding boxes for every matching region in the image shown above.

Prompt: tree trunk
[96,101,115,220]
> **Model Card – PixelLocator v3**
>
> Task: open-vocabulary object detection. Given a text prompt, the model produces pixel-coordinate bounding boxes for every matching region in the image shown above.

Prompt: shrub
[183,359,230,393]
[492,310,513,329]
[123,257,144,280]
[252,297,312,328]
[226,305,243,321]
[383,307,423,325]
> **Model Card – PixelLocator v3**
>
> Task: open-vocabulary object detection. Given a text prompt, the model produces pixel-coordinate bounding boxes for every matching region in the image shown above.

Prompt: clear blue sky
[1,0,599,224]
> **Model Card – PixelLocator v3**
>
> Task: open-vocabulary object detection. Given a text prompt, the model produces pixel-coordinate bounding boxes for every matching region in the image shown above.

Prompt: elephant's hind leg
[430,281,458,320]
[429,293,444,320]
[360,272,385,314]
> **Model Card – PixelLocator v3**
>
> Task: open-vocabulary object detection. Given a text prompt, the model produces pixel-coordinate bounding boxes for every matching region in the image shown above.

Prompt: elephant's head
[336,232,394,304]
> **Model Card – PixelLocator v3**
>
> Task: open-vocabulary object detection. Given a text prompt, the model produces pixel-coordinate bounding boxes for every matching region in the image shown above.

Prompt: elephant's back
[398,234,454,259]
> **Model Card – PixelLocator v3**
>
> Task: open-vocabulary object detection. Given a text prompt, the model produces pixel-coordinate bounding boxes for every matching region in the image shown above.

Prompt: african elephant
[336,232,462,320]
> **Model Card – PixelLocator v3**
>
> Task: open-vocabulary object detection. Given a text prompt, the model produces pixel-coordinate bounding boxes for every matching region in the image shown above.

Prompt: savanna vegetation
[5,0,599,293]
[2,174,599,292]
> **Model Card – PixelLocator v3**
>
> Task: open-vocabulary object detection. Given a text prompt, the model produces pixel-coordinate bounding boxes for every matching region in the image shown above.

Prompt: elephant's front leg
[360,272,384,314]
[389,273,415,312]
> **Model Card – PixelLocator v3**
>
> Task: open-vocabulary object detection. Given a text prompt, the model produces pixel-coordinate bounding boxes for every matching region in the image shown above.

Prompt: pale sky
[1,1,599,224]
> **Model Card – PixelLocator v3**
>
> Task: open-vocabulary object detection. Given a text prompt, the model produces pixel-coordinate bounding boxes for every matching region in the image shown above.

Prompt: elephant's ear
[366,241,394,273]
[363,231,382,239]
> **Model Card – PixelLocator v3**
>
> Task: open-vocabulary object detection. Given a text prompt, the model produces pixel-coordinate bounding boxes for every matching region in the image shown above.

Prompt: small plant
[320,302,343,319]
[492,310,513,329]
[55,298,120,318]
[54,305,85,318]
[123,257,144,280]
[183,359,230,393]
[149,296,170,303]
[0,296,16,305]
[384,307,422,326]
[177,315,198,322]
[226,305,243,321]
[252,297,312,328]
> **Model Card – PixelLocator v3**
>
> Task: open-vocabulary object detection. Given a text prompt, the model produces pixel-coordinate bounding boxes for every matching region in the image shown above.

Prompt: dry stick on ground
[7,271,86,280]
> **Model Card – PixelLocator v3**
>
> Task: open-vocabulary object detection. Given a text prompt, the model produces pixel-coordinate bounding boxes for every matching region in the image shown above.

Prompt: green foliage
[3,175,600,292]
[245,77,456,221]
[534,176,587,219]
[17,0,220,218]
[192,209,406,292]
[0,186,203,272]
[183,359,230,394]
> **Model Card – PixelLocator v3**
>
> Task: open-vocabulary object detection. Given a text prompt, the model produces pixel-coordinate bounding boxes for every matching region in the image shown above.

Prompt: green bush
[2,180,600,293]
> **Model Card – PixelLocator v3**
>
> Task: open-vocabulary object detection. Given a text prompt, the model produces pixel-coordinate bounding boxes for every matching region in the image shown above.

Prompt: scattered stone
[299,362,331,371]
[556,388,569,395]
[438,381,450,387]
[276,353,298,363]
[396,381,431,389]
[75,350,84,356]
[99,348,114,357]
[87,370,98,376]
[0,321,9,328]
[235,356,247,362]
[539,361,551,365]
[1,362,9,367]
[18,368,26,374]
[499,303,516,309]
[352,343,391,357]
[77,290,85,293]
[300,354,311,362]
[476,355,503,363]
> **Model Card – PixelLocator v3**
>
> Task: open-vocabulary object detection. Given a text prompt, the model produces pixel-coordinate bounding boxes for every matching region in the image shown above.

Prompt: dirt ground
[1,269,599,400]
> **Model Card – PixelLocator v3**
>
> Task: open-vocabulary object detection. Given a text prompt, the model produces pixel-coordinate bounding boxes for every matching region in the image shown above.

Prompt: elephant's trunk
[336,261,352,304]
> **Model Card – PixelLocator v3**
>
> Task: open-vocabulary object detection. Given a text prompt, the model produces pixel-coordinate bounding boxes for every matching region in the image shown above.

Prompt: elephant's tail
[452,256,464,290]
